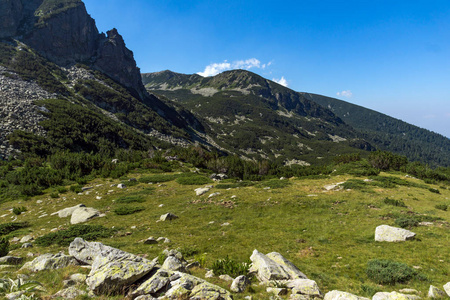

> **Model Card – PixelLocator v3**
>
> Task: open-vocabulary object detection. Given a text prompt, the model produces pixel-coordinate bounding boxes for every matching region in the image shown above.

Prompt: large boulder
[132,269,233,300]
[86,250,157,295]
[287,279,322,297]
[249,249,307,282]
[374,225,416,242]
[267,252,307,280]
[69,238,127,265]
[54,204,86,218]
[70,207,100,224]
[324,290,370,300]
[373,291,421,300]
[20,253,79,272]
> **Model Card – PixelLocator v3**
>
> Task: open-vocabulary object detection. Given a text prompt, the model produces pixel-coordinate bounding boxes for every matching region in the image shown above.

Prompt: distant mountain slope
[303,93,450,167]
[143,70,450,167]
[0,0,208,158]
[143,70,373,165]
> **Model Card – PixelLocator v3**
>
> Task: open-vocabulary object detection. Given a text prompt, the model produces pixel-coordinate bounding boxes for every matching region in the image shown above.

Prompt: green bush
[435,204,448,211]
[0,237,9,257]
[12,207,27,215]
[114,206,145,215]
[0,222,29,236]
[383,198,407,208]
[34,225,116,247]
[115,195,145,204]
[69,185,83,193]
[138,174,177,183]
[175,176,212,185]
[366,259,417,285]
[211,256,250,278]
[395,217,419,228]
[428,188,440,194]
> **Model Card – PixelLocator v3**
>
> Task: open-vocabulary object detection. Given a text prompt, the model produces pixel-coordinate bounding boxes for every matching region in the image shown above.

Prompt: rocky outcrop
[20,253,79,272]
[249,249,308,282]
[375,225,416,242]
[0,0,146,98]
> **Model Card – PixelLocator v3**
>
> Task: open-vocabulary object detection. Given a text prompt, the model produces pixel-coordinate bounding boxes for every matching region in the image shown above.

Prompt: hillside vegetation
[0,148,449,299]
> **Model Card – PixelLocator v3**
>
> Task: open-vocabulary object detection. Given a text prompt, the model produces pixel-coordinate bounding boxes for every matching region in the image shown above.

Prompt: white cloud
[337,90,353,98]
[273,76,288,87]
[197,61,231,77]
[197,58,269,77]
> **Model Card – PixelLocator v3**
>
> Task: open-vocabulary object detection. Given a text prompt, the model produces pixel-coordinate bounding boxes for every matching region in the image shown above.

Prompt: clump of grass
[0,237,9,257]
[115,195,145,204]
[0,222,29,236]
[49,192,59,198]
[395,217,419,228]
[138,174,177,183]
[434,204,448,211]
[12,206,27,215]
[215,181,255,189]
[56,186,68,194]
[383,198,407,207]
[257,179,290,189]
[428,188,440,194]
[366,259,417,285]
[176,176,212,185]
[341,179,368,190]
[211,256,250,278]
[34,225,116,247]
[69,185,83,193]
[114,206,145,215]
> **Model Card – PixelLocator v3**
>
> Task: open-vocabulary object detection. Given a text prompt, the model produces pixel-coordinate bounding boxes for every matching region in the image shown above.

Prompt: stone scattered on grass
[374,225,416,242]
[428,285,447,298]
[160,212,178,221]
[324,290,370,300]
[20,253,79,272]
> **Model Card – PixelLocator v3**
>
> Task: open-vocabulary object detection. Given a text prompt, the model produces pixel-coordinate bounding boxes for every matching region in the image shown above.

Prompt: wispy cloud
[198,58,269,77]
[273,76,288,87]
[337,90,353,98]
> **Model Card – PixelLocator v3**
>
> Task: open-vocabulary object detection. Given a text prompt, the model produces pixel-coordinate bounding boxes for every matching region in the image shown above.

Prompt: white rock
[428,285,447,298]
[373,291,421,300]
[324,290,370,300]
[70,207,100,224]
[444,282,450,297]
[375,225,416,242]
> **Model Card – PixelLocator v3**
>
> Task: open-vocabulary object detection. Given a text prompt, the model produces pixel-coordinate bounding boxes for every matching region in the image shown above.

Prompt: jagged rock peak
[0,0,146,99]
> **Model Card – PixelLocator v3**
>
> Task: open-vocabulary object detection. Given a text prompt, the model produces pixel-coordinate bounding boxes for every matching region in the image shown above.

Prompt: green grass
[1,171,449,299]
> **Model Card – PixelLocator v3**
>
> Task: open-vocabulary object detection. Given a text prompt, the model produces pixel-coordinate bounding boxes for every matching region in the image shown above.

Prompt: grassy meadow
[0,166,449,299]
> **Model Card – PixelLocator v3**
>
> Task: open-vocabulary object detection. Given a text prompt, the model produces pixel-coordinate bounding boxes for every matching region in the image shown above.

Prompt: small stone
[444,282,450,297]
[219,274,234,282]
[205,270,215,278]
[20,235,33,243]
[144,237,157,245]
[231,275,250,293]
[428,285,447,298]
[21,243,33,248]
[160,213,178,221]
[117,183,126,189]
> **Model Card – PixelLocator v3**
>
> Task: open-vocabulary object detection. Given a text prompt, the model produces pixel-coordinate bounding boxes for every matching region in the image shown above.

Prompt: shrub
[56,186,68,194]
[12,207,27,215]
[435,204,448,211]
[34,225,116,246]
[395,217,419,228]
[49,192,59,198]
[383,198,407,208]
[216,181,255,189]
[0,237,9,257]
[257,179,290,189]
[115,195,145,204]
[69,185,83,193]
[114,206,145,215]
[138,174,177,183]
[428,188,440,194]
[211,256,250,278]
[176,176,212,185]
[0,222,29,236]
[366,259,416,285]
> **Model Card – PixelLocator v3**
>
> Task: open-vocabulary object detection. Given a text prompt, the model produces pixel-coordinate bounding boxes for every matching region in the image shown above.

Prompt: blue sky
[83,0,450,138]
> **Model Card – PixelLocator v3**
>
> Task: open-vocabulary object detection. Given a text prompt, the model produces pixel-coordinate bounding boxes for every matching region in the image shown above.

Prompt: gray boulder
[324,290,370,300]
[428,285,447,298]
[374,225,416,242]
[444,282,450,297]
[231,275,250,293]
[0,256,23,265]
[86,249,157,294]
[55,204,86,218]
[20,253,79,272]
[287,279,322,297]
[53,286,87,299]
[373,291,421,300]
[69,237,130,265]
[249,249,307,283]
[195,186,211,196]
[160,213,178,221]
[162,255,187,272]
[70,207,100,224]
[131,268,171,297]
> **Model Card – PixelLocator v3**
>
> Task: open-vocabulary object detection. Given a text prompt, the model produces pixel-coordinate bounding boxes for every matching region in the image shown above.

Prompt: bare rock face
[0,0,147,99]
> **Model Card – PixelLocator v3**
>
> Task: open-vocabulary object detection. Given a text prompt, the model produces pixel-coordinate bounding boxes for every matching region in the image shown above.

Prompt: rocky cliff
[0,0,146,98]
